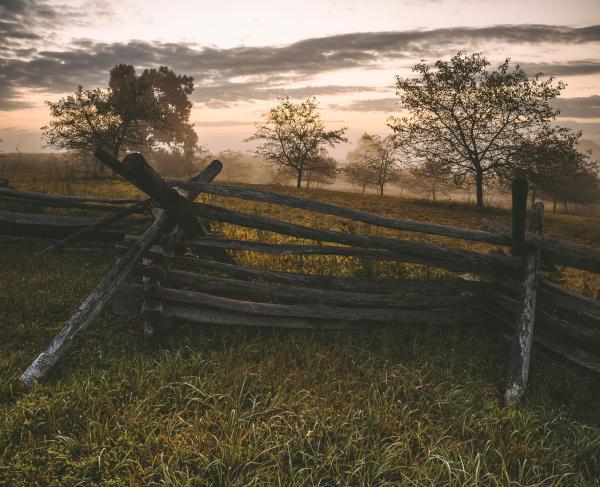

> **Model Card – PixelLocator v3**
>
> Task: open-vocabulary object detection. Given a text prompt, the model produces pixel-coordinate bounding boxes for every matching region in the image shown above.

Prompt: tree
[389,52,564,209]
[304,150,340,189]
[345,133,402,196]
[246,97,347,189]
[343,160,373,193]
[510,126,600,211]
[42,64,198,171]
[408,158,456,201]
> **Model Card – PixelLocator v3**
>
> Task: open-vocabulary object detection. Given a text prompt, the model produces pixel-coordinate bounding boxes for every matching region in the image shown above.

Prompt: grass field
[1,173,600,486]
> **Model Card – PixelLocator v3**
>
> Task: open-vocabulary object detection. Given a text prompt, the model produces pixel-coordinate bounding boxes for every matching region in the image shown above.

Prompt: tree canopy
[42,64,198,165]
[389,52,564,208]
[345,133,403,196]
[246,97,347,189]
[509,126,600,210]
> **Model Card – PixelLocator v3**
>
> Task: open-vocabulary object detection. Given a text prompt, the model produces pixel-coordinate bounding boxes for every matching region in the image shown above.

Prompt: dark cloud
[331,95,600,118]
[554,95,600,118]
[0,0,112,53]
[193,81,377,106]
[1,23,600,110]
[520,60,600,76]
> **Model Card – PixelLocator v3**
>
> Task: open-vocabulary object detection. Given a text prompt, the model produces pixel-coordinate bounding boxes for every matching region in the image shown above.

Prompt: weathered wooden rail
[2,150,599,406]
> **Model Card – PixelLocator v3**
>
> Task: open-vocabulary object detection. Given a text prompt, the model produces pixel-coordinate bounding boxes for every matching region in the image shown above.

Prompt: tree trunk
[475,167,484,209]
[553,199,557,213]
[530,187,537,209]
[379,183,384,196]
[296,167,303,190]
[432,182,436,202]
[361,184,366,194]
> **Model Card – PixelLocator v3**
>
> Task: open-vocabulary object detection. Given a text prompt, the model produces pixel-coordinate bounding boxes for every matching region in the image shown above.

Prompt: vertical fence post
[511,178,528,257]
[506,193,544,407]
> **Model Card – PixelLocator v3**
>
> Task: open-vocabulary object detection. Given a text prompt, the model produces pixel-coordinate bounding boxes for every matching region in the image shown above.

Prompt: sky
[0,0,599,158]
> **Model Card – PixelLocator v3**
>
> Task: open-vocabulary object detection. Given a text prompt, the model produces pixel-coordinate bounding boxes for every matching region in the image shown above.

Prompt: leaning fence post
[505,189,544,407]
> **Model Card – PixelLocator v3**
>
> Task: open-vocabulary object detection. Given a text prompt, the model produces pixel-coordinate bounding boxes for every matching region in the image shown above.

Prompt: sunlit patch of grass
[1,176,600,484]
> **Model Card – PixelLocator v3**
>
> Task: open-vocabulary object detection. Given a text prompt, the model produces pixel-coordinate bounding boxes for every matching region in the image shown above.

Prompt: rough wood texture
[117,282,485,325]
[493,290,600,353]
[19,158,225,386]
[39,199,152,254]
[95,149,234,264]
[168,180,508,245]
[19,210,169,388]
[0,186,139,205]
[0,234,120,251]
[131,158,226,337]
[0,209,138,228]
[511,178,528,257]
[487,303,600,373]
[151,254,488,294]
[131,265,484,309]
[114,295,483,330]
[505,201,543,406]
[189,202,521,275]
[481,218,600,274]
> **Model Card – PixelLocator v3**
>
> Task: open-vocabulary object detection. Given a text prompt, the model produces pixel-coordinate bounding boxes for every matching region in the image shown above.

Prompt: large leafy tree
[42,64,198,165]
[389,52,564,208]
[246,97,347,189]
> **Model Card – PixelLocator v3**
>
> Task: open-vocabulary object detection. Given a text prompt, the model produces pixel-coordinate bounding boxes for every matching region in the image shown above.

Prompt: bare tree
[246,97,347,189]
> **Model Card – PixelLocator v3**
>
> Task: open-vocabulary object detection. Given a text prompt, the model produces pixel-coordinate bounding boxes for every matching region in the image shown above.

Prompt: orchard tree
[42,64,198,169]
[510,126,600,211]
[389,52,564,209]
[246,97,347,189]
[304,151,340,189]
[409,158,455,201]
[346,133,402,196]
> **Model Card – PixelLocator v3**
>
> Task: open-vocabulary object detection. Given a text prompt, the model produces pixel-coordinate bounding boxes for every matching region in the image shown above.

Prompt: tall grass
[1,175,599,485]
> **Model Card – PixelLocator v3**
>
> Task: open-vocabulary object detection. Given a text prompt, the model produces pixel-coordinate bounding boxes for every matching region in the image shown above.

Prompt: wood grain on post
[511,178,529,257]
[18,210,169,388]
[94,149,234,264]
[505,201,543,407]
[18,158,224,387]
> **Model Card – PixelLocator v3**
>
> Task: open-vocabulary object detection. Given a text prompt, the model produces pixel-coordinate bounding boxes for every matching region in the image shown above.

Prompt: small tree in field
[304,151,340,189]
[509,126,600,211]
[246,97,347,189]
[389,52,564,209]
[42,64,198,174]
[345,133,402,196]
[409,159,455,201]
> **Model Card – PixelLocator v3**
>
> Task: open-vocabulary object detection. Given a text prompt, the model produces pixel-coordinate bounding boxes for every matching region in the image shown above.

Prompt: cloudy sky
[0,0,599,157]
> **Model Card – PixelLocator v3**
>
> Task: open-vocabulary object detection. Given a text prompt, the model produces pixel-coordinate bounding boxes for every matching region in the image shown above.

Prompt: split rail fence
[2,150,599,406]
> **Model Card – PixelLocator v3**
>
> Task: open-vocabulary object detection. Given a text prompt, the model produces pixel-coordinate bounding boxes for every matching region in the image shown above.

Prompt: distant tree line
[41,52,600,211]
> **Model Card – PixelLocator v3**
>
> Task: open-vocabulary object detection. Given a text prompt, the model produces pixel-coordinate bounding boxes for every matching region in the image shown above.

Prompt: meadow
[1,170,599,486]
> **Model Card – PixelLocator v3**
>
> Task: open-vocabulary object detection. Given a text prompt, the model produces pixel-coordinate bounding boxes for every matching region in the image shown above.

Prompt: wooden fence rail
[2,149,598,405]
